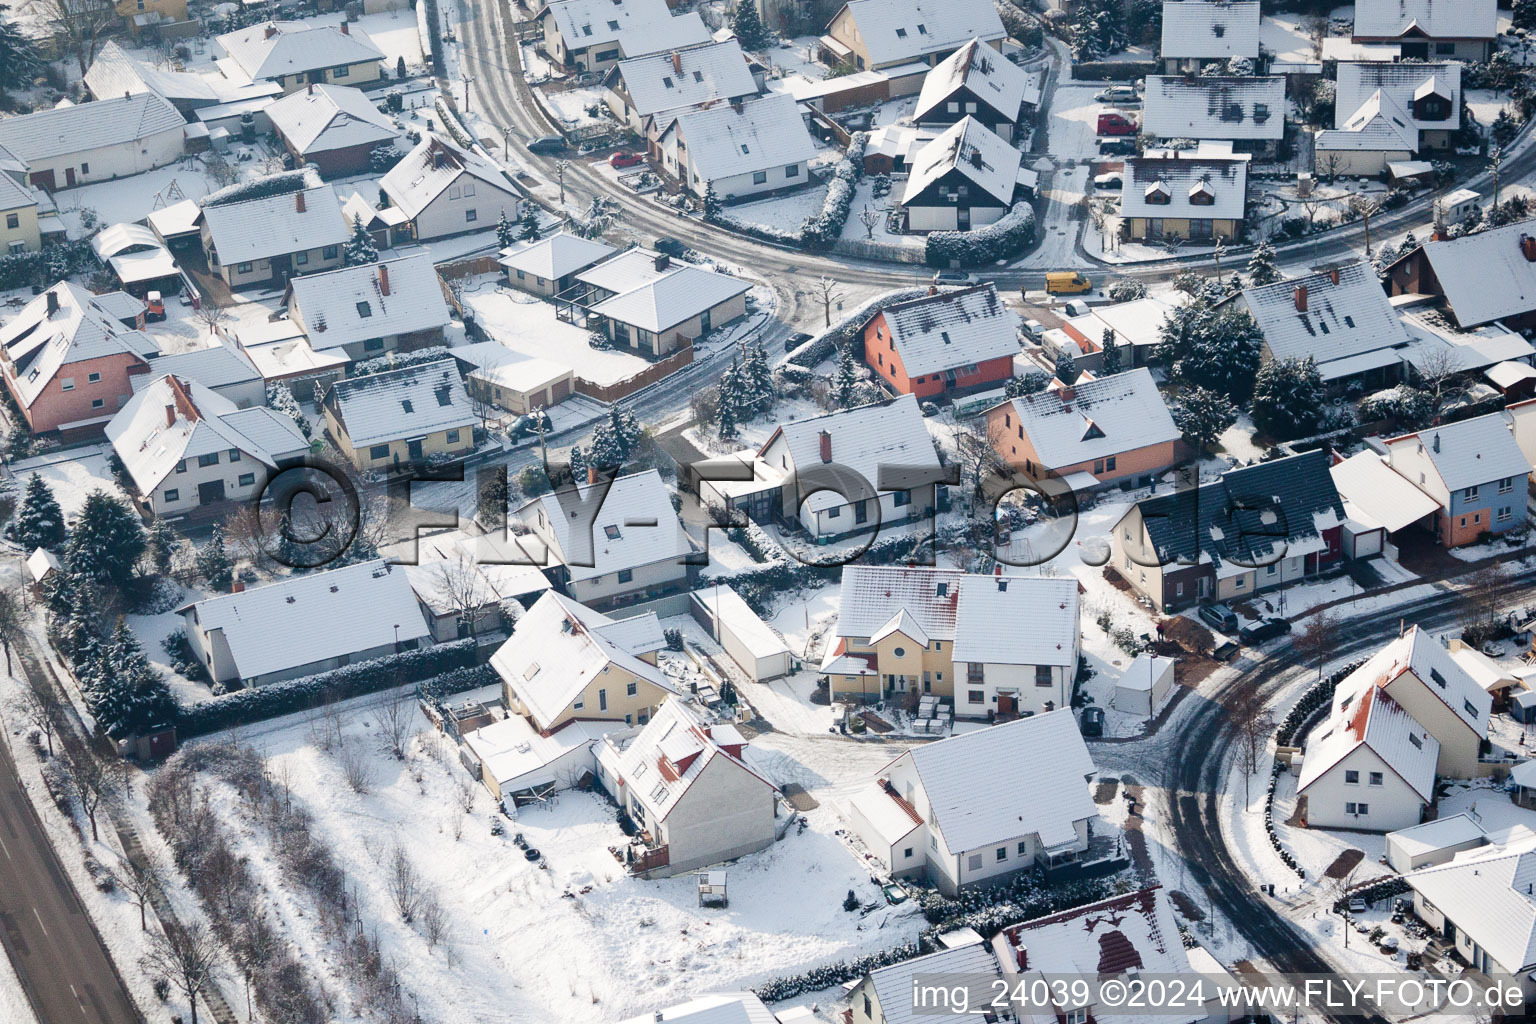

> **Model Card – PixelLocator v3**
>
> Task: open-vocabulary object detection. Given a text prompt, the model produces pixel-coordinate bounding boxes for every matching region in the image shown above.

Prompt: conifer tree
[11,473,65,551]
[195,525,233,591]
[519,206,541,242]
[1099,328,1122,376]
[66,491,144,592]
[344,214,378,264]
[496,208,516,248]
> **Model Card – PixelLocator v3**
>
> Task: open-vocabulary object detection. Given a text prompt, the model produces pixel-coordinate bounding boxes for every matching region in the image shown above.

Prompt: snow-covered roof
[1298,684,1439,801]
[876,284,1019,377]
[1336,62,1460,135]
[1118,653,1175,693]
[499,231,616,282]
[665,94,817,184]
[462,713,605,790]
[1121,151,1247,221]
[490,591,673,730]
[286,254,450,351]
[615,993,777,1024]
[610,40,758,119]
[913,38,1031,124]
[1448,644,1517,694]
[1388,812,1488,859]
[25,547,59,583]
[902,116,1020,207]
[1353,0,1496,41]
[1386,410,1531,493]
[582,249,750,333]
[1488,360,1536,390]
[140,342,261,395]
[200,183,349,265]
[863,943,1001,1024]
[1061,293,1188,352]
[1408,831,1536,973]
[1399,310,1536,376]
[107,374,308,494]
[147,198,204,240]
[1237,262,1409,379]
[1316,88,1418,153]
[847,777,924,845]
[0,92,184,163]
[324,358,474,447]
[833,0,1005,67]
[763,393,939,515]
[1140,75,1285,141]
[180,560,430,681]
[542,0,711,57]
[897,710,1097,851]
[216,20,384,81]
[1160,1,1260,60]
[694,584,791,661]
[458,342,571,395]
[85,41,222,104]
[997,368,1179,470]
[379,134,520,222]
[602,698,774,824]
[1330,451,1440,533]
[0,283,157,407]
[951,574,1079,667]
[1330,626,1492,746]
[0,172,36,214]
[517,469,692,584]
[267,84,397,156]
[1408,219,1536,328]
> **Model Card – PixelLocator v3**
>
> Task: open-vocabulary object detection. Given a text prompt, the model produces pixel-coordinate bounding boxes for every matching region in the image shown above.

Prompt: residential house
[454,341,574,414]
[596,698,780,876]
[512,468,693,609]
[1395,303,1536,379]
[404,530,551,642]
[822,0,1005,74]
[1228,262,1410,385]
[912,38,1034,142]
[267,84,398,177]
[0,174,40,254]
[199,184,350,288]
[845,712,1098,893]
[1315,63,1460,176]
[1050,291,1189,372]
[0,283,158,436]
[1110,451,1347,611]
[489,590,678,733]
[987,368,1180,492]
[1408,831,1536,999]
[378,134,523,242]
[216,21,384,93]
[1139,75,1285,153]
[1351,0,1496,61]
[499,230,616,298]
[339,189,409,250]
[1382,411,1532,546]
[822,565,1080,716]
[1159,0,1261,74]
[0,92,186,191]
[900,116,1021,232]
[106,374,310,516]
[1119,148,1249,243]
[539,0,711,75]
[1385,220,1536,332]
[847,940,1003,1024]
[603,40,759,137]
[284,254,451,361]
[140,340,266,408]
[322,358,474,470]
[1329,449,1442,557]
[563,248,750,356]
[178,559,431,688]
[758,394,942,539]
[860,283,1018,398]
[462,715,608,806]
[656,93,818,200]
[113,0,188,38]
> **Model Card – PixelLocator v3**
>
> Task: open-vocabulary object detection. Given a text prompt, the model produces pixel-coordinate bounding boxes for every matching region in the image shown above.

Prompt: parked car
[1198,603,1239,633]
[1093,171,1123,189]
[527,135,566,154]
[1080,706,1105,737]
[1240,617,1291,644]
[933,270,976,286]
[784,331,812,352]
[654,236,688,258]
[1021,319,1046,342]
[1046,271,1092,295]
[1099,137,1136,156]
[609,150,643,168]
[1062,299,1091,317]
[1096,111,1138,136]
[1095,85,1138,104]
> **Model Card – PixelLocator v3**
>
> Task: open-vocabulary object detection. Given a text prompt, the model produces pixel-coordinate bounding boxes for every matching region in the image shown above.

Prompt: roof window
[356,301,372,318]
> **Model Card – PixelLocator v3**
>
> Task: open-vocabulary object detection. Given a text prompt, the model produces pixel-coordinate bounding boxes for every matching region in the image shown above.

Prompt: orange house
[863,284,1018,399]
[986,368,1181,491]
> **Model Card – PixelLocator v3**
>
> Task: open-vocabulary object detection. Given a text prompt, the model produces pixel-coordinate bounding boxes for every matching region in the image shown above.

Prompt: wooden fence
[575,344,694,402]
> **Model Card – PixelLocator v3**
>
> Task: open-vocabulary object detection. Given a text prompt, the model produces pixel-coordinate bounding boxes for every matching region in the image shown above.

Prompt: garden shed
[1113,653,1174,718]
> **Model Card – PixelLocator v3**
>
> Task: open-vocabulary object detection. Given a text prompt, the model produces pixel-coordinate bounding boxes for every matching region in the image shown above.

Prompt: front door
[407,438,424,461]
[998,693,1016,716]
[198,480,226,505]
[64,167,75,187]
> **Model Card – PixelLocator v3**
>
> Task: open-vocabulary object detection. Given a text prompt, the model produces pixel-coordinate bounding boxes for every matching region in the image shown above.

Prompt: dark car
[654,236,688,258]
[784,331,812,352]
[1080,706,1105,738]
[1198,603,1239,633]
[528,135,566,154]
[1099,137,1136,156]
[1240,617,1292,645]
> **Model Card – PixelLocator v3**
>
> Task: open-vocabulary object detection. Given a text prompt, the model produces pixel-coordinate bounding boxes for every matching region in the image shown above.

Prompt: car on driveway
[1198,603,1239,633]
[609,151,643,168]
[1099,137,1136,156]
[1062,299,1091,318]
[1240,617,1291,645]
[1093,171,1123,189]
[1021,319,1046,342]
[1080,706,1105,737]
[528,135,566,154]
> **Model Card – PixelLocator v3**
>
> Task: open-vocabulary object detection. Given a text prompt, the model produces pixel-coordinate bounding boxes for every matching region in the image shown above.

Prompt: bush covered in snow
[919,873,1121,936]
[925,202,1036,268]
[201,168,318,208]
[1358,385,1432,429]
[350,345,455,377]
[752,938,925,1003]
[0,239,100,291]
[788,286,931,369]
[800,132,868,249]
[433,96,476,149]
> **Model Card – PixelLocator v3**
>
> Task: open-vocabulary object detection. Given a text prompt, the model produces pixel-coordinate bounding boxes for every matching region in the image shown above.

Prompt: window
[1369,772,1383,786]
[1105,456,1116,471]
[464,182,475,197]
[236,262,253,273]
[1358,803,1369,814]
[1499,476,1515,493]
[934,642,941,651]
[60,378,74,391]
[1235,576,1246,589]
[893,489,911,507]
[1345,802,1358,814]
[164,488,179,502]
[785,164,800,177]
[238,473,255,486]
[80,164,88,175]
[618,569,633,583]
[90,398,104,409]
[864,996,872,1018]
[87,372,100,384]
[995,846,1007,862]
[1463,485,1480,501]
[1344,770,1359,784]
[1017,841,1027,856]
[1035,665,1052,687]
[323,246,338,260]
[903,847,913,859]
[896,26,908,37]
[968,689,984,703]
[446,429,461,443]
[1065,1011,1088,1024]
[1464,699,1479,718]
[4,213,16,229]
[370,444,390,459]
[296,251,309,266]
[829,506,841,518]
[598,688,607,711]
[752,171,767,185]
[198,453,219,468]
[334,64,349,77]
[175,460,187,474]
[967,853,982,871]
[1435,41,1456,54]
[364,337,385,351]
[466,209,478,222]
[1499,507,1513,523]
[573,697,584,710]
[627,681,637,697]
[893,647,906,658]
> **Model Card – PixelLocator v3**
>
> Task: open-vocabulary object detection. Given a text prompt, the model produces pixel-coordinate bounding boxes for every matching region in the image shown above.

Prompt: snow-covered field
[10,446,129,522]
[728,187,828,233]
[0,938,37,1024]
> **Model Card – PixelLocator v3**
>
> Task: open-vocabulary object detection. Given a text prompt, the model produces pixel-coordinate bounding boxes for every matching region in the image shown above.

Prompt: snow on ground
[10,446,129,522]
[761,38,831,83]
[52,161,223,235]
[0,938,37,1024]
[1467,88,1515,130]
[1260,13,1322,64]
[542,86,616,129]
[728,186,828,233]
[838,180,922,248]
[1047,84,1109,162]
[125,585,215,706]
[1439,786,1536,833]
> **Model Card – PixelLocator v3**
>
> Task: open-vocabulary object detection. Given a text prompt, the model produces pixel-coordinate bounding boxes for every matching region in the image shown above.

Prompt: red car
[609,151,644,169]
[1096,111,1138,136]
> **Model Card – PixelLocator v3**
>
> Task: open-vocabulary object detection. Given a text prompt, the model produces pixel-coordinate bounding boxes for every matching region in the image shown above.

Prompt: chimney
[339,20,349,34]
[730,99,743,113]
[232,580,245,593]
[264,23,277,39]
[818,429,832,464]
[295,190,306,213]
[1328,267,1340,285]
[653,253,670,272]
[1432,432,1440,454]
[670,50,682,75]
[970,148,984,169]
[44,290,58,317]
[587,464,599,485]
[307,83,313,96]
[1293,284,1308,312]
[165,404,175,427]
[379,264,390,296]
[1059,385,1075,402]
[1521,234,1536,262]
[1015,946,1028,971]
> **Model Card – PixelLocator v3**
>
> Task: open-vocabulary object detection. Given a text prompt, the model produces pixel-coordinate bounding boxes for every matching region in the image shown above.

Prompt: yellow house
[115,0,188,34]
[0,176,41,254]
[321,358,476,472]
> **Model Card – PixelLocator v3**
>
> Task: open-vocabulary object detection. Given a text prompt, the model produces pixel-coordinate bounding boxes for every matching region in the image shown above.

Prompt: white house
[178,560,432,688]
[1385,813,1502,873]
[1351,0,1496,61]
[199,184,350,288]
[847,940,1003,1024]
[284,254,451,361]
[140,339,266,409]
[216,20,385,93]
[1158,0,1260,74]
[106,374,310,516]
[499,231,616,298]
[900,116,1020,232]
[567,248,751,356]
[539,0,711,74]
[0,92,186,192]
[844,712,1098,894]
[1297,683,1440,833]
[1407,831,1536,999]
[378,135,523,242]
[656,94,817,201]
[603,40,760,136]
[1316,62,1461,177]
[266,83,398,177]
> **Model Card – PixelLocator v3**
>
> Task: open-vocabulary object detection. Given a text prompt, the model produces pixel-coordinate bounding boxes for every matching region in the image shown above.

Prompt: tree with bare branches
[25,0,114,76]
[0,585,23,676]
[815,276,843,327]
[336,739,374,794]
[1294,611,1337,684]
[431,550,491,642]
[1226,687,1278,804]
[234,916,281,1023]
[377,694,416,761]
[387,844,424,922]
[192,295,232,336]
[63,748,119,841]
[9,682,61,756]
[858,205,880,239]
[1412,346,1468,416]
[1348,193,1384,256]
[112,850,161,931]
[140,920,223,1024]
[1315,150,1344,185]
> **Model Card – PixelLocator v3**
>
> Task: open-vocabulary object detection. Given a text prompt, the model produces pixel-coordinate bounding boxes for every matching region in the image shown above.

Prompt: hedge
[177,638,481,736]
[0,239,100,291]
[926,202,1036,268]
[787,286,931,369]
[700,531,939,615]
[800,131,868,250]
[1070,61,1159,81]
[1331,876,1410,915]
[202,168,317,208]
[1276,658,1365,747]
[434,97,476,149]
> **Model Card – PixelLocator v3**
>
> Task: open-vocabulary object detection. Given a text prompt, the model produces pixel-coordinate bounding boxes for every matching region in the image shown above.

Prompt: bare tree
[1347,193,1384,256]
[814,276,843,328]
[453,773,478,815]
[10,683,61,756]
[1490,145,1504,209]
[192,295,232,336]
[202,153,240,189]
[336,740,374,794]
[1225,687,1278,804]
[469,388,497,431]
[63,749,117,842]
[140,920,223,1024]
[377,694,416,761]
[1300,195,1333,228]
[432,550,491,642]
[857,205,880,240]
[419,890,449,949]
[112,851,161,931]
[233,916,280,1023]
[1463,562,1510,635]
[25,0,115,77]
[1294,611,1337,683]
[554,159,570,206]
[1315,150,1344,185]
[1413,346,1467,415]
[1302,15,1328,58]
[386,845,424,922]
[0,586,23,675]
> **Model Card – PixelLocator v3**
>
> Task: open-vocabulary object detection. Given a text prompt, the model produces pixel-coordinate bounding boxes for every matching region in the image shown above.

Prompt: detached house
[216,21,384,93]
[860,283,1018,398]
[823,565,1081,716]
[603,40,759,137]
[848,941,1003,1024]
[845,711,1098,893]
[1407,832,1536,997]
[0,173,41,254]
[321,358,475,471]
[1381,411,1531,547]
[199,184,350,288]
[822,0,1005,74]
[1316,63,1460,176]
[266,84,398,177]
[0,283,158,436]
[378,135,524,242]
[284,253,452,361]
[1120,148,1249,243]
[499,230,616,298]
[656,93,818,201]
[1110,451,1346,611]
[1140,75,1285,153]
[1385,220,1536,332]
[913,38,1034,142]
[900,117,1020,232]
[0,92,187,191]
[1159,0,1261,74]
[539,0,711,75]
[1351,0,1496,61]
[563,248,750,356]
[986,368,1180,492]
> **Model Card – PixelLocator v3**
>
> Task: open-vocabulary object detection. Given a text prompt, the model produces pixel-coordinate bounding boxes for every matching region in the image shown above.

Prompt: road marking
[0,833,8,860]
[31,906,46,937]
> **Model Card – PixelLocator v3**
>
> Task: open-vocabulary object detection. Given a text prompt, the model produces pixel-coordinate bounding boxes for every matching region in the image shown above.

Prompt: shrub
[162,628,211,684]
[433,97,476,149]
[201,168,317,208]
[926,202,1037,268]
[800,133,868,249]
[663,627,684,651]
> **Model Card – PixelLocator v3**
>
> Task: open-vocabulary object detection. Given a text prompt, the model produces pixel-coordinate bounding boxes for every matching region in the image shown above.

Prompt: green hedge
[1070,61,1158,81]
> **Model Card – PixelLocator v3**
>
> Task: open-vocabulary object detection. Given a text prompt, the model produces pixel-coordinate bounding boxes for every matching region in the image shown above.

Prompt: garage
[691,584,795,682]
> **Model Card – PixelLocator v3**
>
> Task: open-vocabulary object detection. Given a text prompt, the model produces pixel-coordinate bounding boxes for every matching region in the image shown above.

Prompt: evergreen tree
[196,525,234,591]
[1517,0,1536,30]
[745,344,775,415]
[702,182,722,222]
[568,444,588,484]
[1054,351,1081,386]
[1252,358,1326,440]
[1245,240,1283,286]
[610,405,642,459]
[344,215,378,265]
[717,393,738,439]
[145,518,177,577]
[1158,299,1264,403]
[67,491,145,592]
[519,206,541,242]
[730,0,769,50]
[1004,371,1052,397]
[1172,387,1238,450]
[266,382,312,437]
[0,6,42,96]
[271,511,311,572]
[588,422,626,469]
[1099,328,1123,376]
[396,55,407,79]
[85,619,177,740]
[496,208,515,248]
[832,347,860,408]
[11,474,64,551]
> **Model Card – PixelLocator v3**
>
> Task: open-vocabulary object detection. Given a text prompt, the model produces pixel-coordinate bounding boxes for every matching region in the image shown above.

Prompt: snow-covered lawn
[1467,88,1515,130]
[10,446,130,522]
[1260,13,1322,64]
[52,161,224,235]
[541,86,615,129]
[125,586,215,706]
[727,187,828,233]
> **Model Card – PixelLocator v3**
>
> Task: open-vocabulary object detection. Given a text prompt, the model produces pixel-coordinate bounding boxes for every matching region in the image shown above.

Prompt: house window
[466,209,478,222]
[968,689,984,703]
[1463,485,1480,501]
[785,164,800,178]
[1358,803,1369,814]
[323,246,339,260]
[1345,770,1359,784]
[598,688,607,711]
[296,252,309,266]
[903,847,913,858]
[1345,802,1358,814]
[1066,1011,1087,1024]
[864,996,872,1018]
[334,64,349,77]
[1464,699,1479,717]
[893,647,906,658]
[893,489,910,507]
[995,846,1007,862]
[1409,733,1423,749]
[4,213,16,229]
[573,697,584,710]
[364,338,385,351]
[1235,576,1245,589]
[464,183,475,197]
[60,378,74,391]
[752,171,767,185]
[164,488,179,502]
[91,398,104,409]
[1500,477,1515,494]
[1435,41,1456,54]
[1499,507,1513,523]
[1035,665,1051,687]
[516,269,526,279]
[236,262,253,273]
[198,453,219,468]
[1106,456,1116,471]
[228,449,240,462]
[1017,841,1027,855]
[446,429,461,443]
[1369,772,1383,786]
[87,372,101,384]
[370,444,390,459]
[618,569,633,583]
[829,506,841,518]
[967,853,982,871]
[80,163,88,175]
[238,473,255,486]
[175,460,187,474]
[627,681,637,696]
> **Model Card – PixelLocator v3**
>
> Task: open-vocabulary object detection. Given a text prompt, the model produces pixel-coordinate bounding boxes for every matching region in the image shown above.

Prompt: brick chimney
[307,82,314,95]
[1293,284,1308,312]
[165,404,176,427]
[730,99,743,113]
[818,429,832,463]
[379,264,390,296]
[671,50,682,75]
[339,21,349,34]
[264,23,277,39]
[1015,946,1028,971]
[1059,385,1075,402]
[295,190,306,213]
[233,580,245,593]
[44,290,58,318]
[1521,234,1536,262]
[587,464,599,485]
[1327,267,1340,285]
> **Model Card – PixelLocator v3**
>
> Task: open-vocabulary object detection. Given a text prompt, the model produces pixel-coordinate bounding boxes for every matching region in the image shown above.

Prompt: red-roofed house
[860,284,1019,398]
[1296,685,1438,832]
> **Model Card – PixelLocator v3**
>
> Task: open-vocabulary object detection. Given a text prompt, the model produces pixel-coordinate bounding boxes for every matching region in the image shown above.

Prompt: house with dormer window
[860,284,1018,398]
[822,0,1005,73]
[1159,0,1260,75]
[1140,75,1285,155]
[1120,147,1248,243]
[321,358,475,471]
[1351,0,1495,61]
[913,38,1037,142]
[900,117,1021,232]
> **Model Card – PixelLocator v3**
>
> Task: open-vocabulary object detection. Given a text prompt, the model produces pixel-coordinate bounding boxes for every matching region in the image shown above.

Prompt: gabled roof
[1335,61,1461,134]
[1140,75,1286,141]
[864,943,1001,1024]
[266,84,397,156]
[1235,261,1409,379]
[179,560,430,680]
[139,342,262,393]
[997,367,1179,470]
[870,608,930,648]
[762,393,940,515]
[876,283,1019,377]
[1330,626,1491,744]
[106,374,309,494]
[583,252,750,333]
[542,0,711,57]
[1353,0,1496,41]
[517,469,692,584]
[896,710,1098,851]
[0,92,184,163]
[1386,410,1532,493]
[1406,219,1536,328]
[902,116,1020,206]
[832,0,1005,67]
[379,134,520,221]
[498,230,616,282]
[610,40,758,119]
[1329,450,1440,533]
[1316,87,1418,153]
[0,172,36,213]
[216,20,383,80]
[285,253,450,351]
[664,93,817,183]
[1120,152,1248,221]
[0,283,157,407]
[199,183,350,265]
[602,698,774,823]
[914,38,1031,124]
[1159,1,1261,60]
[85,41,221,104]
[1297,684,1439,801]
[324,358,473,447]
[1408,832,1536,973]
[490,591,674,730]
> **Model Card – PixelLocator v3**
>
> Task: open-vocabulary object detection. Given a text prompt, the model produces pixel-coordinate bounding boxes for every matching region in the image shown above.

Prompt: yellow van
[1045,271,1092,294]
